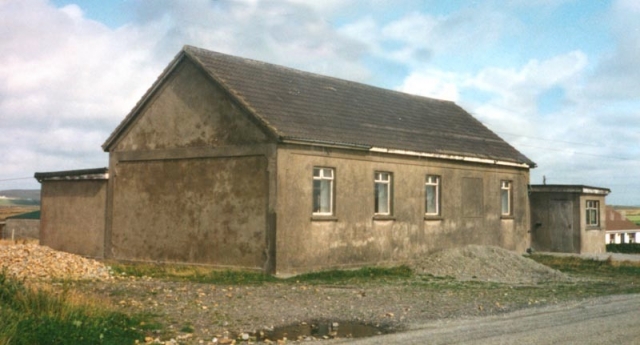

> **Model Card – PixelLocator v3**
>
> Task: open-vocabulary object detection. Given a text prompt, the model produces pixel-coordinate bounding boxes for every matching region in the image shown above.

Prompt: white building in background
[605,206,640,244]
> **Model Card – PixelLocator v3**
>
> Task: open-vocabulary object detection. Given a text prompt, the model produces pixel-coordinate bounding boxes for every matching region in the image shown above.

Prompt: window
[425,175,440,216]
[586,200,599,226]
[609,233,615,243]
[630,233,637,244]
[374,172,392,215]
[313,167,334,215]
[501,181,512,216]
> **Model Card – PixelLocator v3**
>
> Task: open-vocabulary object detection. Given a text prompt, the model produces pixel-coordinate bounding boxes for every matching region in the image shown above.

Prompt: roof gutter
[370,147,532,169]
[281,138,532,168]
[281,138,371,150]
[34,168,109,183]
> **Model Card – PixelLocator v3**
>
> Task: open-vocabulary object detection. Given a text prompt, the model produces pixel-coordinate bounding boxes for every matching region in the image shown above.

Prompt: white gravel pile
[412,245,570,284]
[0,243,111,281]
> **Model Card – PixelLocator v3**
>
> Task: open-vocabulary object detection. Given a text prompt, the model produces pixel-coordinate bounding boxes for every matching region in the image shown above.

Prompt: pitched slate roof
[104,45,535,168]
[606,207,640,231]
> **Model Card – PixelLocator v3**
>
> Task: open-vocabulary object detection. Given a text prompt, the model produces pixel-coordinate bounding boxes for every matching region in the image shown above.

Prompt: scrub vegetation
[0,271,154,345]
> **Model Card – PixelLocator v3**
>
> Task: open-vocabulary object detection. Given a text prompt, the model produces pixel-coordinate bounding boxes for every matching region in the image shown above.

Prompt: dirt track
[339,294,640,344]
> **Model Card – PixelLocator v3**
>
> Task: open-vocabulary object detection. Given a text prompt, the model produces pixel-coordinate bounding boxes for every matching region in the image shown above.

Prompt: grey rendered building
[38,46,535,275]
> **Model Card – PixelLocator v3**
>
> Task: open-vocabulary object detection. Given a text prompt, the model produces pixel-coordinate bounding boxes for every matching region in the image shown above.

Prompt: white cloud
[130,0,370,82]
[0,0,373,189]
[396,70,460,102]
[585,0,640,100]
[0,0,168,186]
[469,50,588,113]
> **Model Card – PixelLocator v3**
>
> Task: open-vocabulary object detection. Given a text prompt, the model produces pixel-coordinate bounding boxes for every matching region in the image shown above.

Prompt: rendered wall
[530,192,606,254]
[275,145,531,275]
[110,156,269,268]
[106,58,275,270]
[579,194,607,253]
[39,180,107,258]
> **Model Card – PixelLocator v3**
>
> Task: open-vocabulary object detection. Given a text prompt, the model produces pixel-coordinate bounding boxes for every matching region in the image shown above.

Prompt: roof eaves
[281,137,371,150]
[529,184,611,195]
[370,147,533,169]
[34,168,109,182]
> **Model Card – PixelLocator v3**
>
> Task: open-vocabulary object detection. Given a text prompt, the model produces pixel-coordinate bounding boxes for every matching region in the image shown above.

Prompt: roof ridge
[182,45,455,106]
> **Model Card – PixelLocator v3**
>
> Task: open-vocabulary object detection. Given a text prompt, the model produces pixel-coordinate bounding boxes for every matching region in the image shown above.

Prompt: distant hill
[0,189,40,206]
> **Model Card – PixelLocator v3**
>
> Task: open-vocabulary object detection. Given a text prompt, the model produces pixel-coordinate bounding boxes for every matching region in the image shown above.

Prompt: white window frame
[586,200,599,227]
[312,167,334,215]
[501,180,512,216]
[374,172,392,215]
[425,175,440,216]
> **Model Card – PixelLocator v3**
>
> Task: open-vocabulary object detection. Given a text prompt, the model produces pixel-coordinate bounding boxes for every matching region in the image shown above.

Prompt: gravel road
[337,294,640,344]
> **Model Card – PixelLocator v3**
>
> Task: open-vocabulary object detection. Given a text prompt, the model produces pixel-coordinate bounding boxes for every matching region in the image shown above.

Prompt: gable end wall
[105,59,276,271]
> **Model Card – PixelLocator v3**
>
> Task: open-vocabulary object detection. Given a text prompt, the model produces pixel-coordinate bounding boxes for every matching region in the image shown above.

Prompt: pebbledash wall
[275,145,530,274]
[35,169,108,258]
[103,59,275,271]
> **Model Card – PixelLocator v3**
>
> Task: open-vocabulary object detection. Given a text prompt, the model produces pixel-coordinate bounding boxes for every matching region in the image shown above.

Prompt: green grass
[529,254,640,296]
[0,271,153,345]
[291,265,413,284]
[109,263,279,285]
[626,215,640,225]
[108,262,413,285]
[0,199,39,207]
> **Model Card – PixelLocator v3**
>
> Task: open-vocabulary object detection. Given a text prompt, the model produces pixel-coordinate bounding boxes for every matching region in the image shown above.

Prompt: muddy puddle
[257,320,392,341]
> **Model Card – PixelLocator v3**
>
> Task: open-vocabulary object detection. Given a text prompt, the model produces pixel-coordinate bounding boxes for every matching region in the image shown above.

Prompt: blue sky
[1,0,639,205]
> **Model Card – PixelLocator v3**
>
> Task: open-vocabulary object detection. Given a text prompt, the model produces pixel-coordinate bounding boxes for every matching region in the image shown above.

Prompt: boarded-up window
[462,177,483,218]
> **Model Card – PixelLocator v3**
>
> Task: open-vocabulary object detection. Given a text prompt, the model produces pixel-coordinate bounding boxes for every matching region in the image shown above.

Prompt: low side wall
[40,180,107,258]
[4,219,40,240]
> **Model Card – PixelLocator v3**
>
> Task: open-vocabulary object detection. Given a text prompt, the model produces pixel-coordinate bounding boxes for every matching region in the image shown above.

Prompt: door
[549,200,575,253]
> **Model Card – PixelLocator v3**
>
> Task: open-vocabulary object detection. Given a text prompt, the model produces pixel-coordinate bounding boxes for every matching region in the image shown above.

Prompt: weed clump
[0,270,149,345]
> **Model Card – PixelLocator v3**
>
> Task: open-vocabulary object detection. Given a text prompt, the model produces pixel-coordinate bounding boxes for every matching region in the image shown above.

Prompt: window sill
[311,215,338,222]
[424,215,443,221]
[373,215,396,221]
[586,226,602,231]
[501,215,515,220]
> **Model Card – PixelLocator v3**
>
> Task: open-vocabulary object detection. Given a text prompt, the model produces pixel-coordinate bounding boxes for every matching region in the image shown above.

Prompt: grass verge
[529,254,640,295]
[108,262,413,285]
[0,271,153,345]
[109,263,279,285]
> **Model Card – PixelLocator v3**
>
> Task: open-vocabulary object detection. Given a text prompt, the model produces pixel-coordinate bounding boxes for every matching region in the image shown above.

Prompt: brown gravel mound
[0,243,111,281]
[411,245,570,284]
